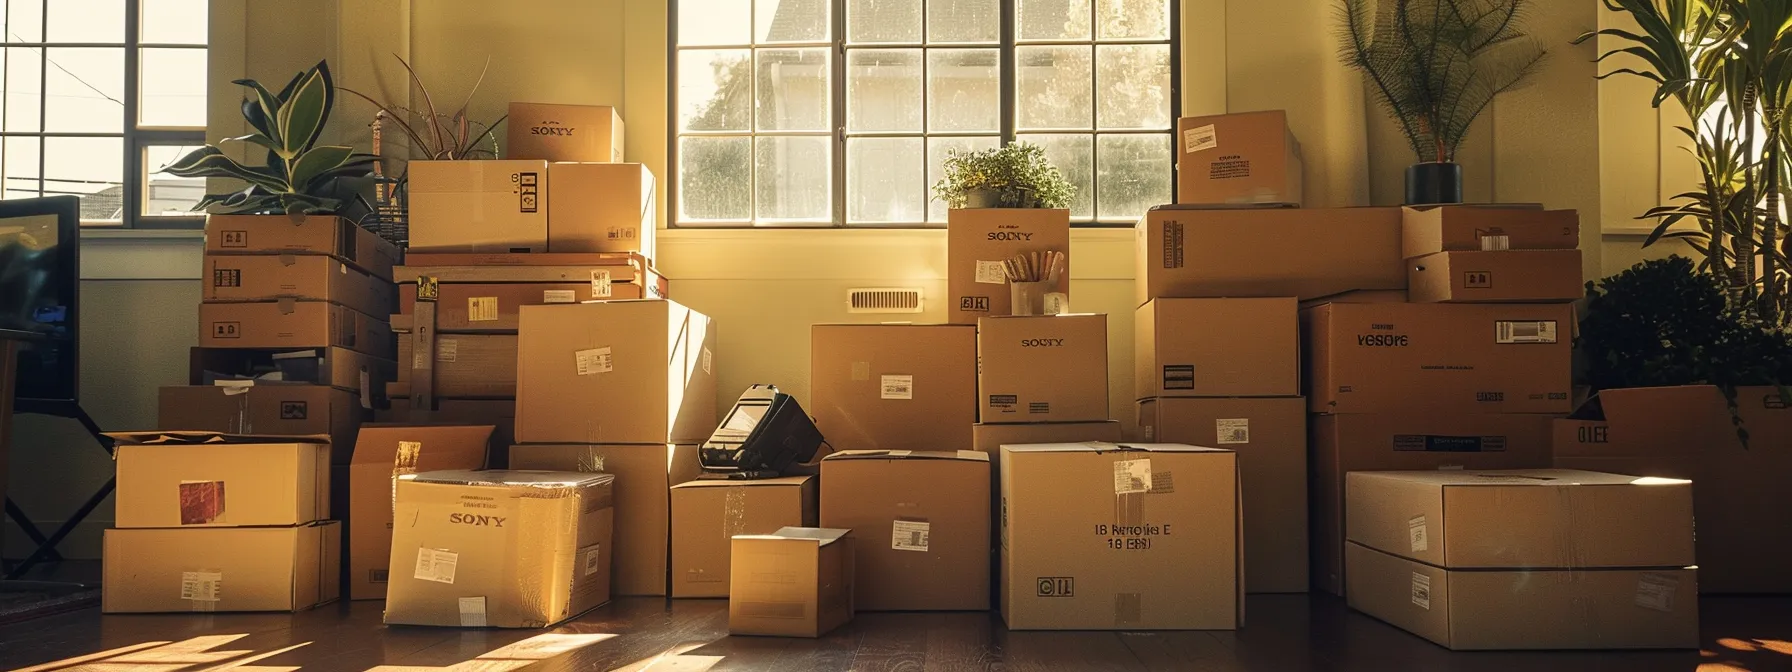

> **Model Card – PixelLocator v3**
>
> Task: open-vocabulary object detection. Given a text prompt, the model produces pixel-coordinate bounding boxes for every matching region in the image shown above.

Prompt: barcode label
[575,347,613,375]
[1113,459,1153,494]
[543,289,577,304]
[180,571,223,602]
[1408,515,1429,552]
[1479,234,1511,251]
[881,374,914,400]
[1410,573,1432,610]
[1496,320,1557,344]
[467,297,499,322]
[592,270,613,298]
[1215,419,1249,445]
[437,339,458,363]
[415,548,459,584]
[1185,124,1218,153]
[891,520,930,552]
[975,260,1007,285]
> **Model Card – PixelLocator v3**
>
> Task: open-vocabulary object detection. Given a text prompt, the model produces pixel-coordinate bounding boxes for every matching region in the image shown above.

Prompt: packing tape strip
[723,486,747,539]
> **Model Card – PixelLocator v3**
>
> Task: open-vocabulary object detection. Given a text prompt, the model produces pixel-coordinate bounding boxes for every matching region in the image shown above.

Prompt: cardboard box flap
[1567,385,1731,422]
[740,526,851,546]
[105,430,331,445]
[673,475,814,489]
[1147,203,1299,212]
[821,449,988,462]
[1002,441,1228,454]
[1354,468,1689,490]
[407,469,615,489]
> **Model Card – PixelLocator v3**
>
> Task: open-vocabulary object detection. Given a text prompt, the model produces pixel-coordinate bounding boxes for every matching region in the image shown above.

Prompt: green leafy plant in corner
[933,142,1074,209]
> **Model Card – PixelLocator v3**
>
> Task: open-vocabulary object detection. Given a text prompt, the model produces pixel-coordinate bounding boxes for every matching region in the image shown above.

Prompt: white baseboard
[4,519,108,561]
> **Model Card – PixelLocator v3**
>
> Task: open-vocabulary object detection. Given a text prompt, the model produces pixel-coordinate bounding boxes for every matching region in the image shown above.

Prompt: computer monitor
[0,195,81,404]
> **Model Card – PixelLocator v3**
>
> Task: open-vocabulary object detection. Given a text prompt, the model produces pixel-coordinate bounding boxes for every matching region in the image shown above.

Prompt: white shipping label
[702,348,713,375]
[437,339,459,363]
[592,270,613,298]
[180,571,223,602]
[1635,573,1679,612]
[543,289,577,304]
[1185,124,1219,153]
[975,260,1008,285]
[1496,320,1558,344]
[575,347,614,375]
[1408,515,1429,553]
[414,548,459,584]
[584,546,603,576]
[1042,292,1069,315]
[1113,459,1153,494]
[881,374,915,400]
[467,297,499,322]
[1215,419,1250,445]
[1410,572,1432,610]
[1479,234,1511,251]
[892,520,931,552]
[458,596,488,627]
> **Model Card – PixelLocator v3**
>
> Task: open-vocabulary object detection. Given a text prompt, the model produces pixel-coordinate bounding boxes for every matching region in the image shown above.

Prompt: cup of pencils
[1006,250,1068,316]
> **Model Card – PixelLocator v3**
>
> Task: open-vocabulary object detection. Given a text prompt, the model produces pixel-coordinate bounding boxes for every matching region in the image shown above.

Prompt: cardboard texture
[396,281,652,332]
[809,324,977,452]
[508,443,702,596]
[946,209,1071,324]
[376,401,517,465]
[199,301,394,358]
[205,254,396,317]
[395,334,518,398]
[819,450,990,611]
[204,214,400,278]
[729,527,855,637]
[977,314,1109,423]
[1402,205,1580,259]
[1407,250,1583,304]
[970,421,1125,459]
[1304,302,1574,415]
[384,470,616,628]
[515,300,716,444]
[507,102,626,163]
[1000,443,1242,630]
[189,345,394,396]
[1137,397,1307,593]
[407,160,550,253]
[1136,206,1404,305]
[108,432,331,529]
[1298,289,1409,310]
[347,425,494,600]
[669,476,817,598]
[1175,110,1304,206]
[548,162,656,258]
[157,385,365,465]
[1134,298,1298,399]
[102,522,341,614]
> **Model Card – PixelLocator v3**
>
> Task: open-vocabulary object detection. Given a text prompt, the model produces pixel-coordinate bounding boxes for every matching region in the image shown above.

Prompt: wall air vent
[847,287,923,314]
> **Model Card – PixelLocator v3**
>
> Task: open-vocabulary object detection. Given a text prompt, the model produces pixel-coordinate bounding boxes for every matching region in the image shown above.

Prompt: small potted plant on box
[934,141,1073,210]
[936,142,1074,321]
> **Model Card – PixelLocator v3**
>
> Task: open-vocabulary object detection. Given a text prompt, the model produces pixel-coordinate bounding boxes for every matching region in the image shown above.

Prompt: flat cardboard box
[1304,302,1574,415]
[1402,205,1580,258]
[157,385,365,465]
[204,214,400,279]
[977,314,1108,423]
[407,159,549,253]
[1136,206,1404,305]
[514,300,716,444]
[1407,250,1583,304]
[108,431,330,529]
[548,162,656,258]
[205,253,395,317]
[819,450,989,611]
[508,443,702,596]
[809,324,977,452]
[1136,397,1307,593]
[346,425,494,600]
[508,102,626,163]
[375,401,516,465]
[729,527,855,638]
[102,522,341,614]
[395,334,518,398]
[199,301,394,358]
[1346,543,1698,650]
[189,345,395,396]
[1176,110,1303,206]
[946,208,1071,324]
[1001,443,1242,630]
[670,476,817,598]
[1134,298,1298,399]
[396,281,653,332]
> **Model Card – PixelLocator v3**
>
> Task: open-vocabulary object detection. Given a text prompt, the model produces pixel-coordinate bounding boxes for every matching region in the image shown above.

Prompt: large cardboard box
[108,431,330,529]
[819,450,990,611]
[809,324,977,452]
[375,402,516,465]
[669,475,817,598]
[1134,298,1297,399]
[384,470,615,628]
[205,254,395,317]
[1407,250,1583,304]
[508,443,702,596]
[977,314,1108,423]
[507,102,625,163]
[204,214,400,278]
[729,527,855,637]
[199,301,393,358]
[1175,110,1303,206]
[1000,443,1241,630]
[515,300,716,444]
[946,208,1071,324]
[396,281,654,332]
[408,159,550,253]
[1402,205,1580,258]
[189,345,395,397]
[1136,206,1403,305]
[1137,397,1307,593]
[157,385,364,465]
[346,425,493,600]
[548,162,656,258]
[395,334,518,398]
[1304,302,1574,415]
[102,522,341,613]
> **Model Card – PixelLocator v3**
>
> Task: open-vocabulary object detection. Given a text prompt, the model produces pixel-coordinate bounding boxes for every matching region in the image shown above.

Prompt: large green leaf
[277,68,328,157]
[286,145,354,192]
[160,146,286,191]
[220,132,280,154]
[233,79,284,148]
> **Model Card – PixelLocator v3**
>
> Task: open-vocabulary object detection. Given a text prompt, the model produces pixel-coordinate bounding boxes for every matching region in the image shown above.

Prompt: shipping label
[892,520,931,552]
[880,374,914,400]
[1215,418,1250,445]
[1410,572,1432,610]
[468,297,499,322]
[415,548,459,584]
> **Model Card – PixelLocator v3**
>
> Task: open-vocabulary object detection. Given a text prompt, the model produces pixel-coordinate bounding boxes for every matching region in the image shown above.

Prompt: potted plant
[933,141,1074,209]
[935,142,1075,322]
[1336,0,1546,205]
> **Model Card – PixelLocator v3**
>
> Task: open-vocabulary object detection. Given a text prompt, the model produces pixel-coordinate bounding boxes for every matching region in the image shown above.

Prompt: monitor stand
[4,399,111,580]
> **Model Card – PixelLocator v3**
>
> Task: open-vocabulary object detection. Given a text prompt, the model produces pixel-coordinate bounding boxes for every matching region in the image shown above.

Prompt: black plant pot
[1405,162,1464,206]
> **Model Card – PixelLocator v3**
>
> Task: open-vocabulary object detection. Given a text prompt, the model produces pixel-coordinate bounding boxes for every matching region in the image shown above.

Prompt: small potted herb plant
[936,142,1075,321]
[933,141,1074,209]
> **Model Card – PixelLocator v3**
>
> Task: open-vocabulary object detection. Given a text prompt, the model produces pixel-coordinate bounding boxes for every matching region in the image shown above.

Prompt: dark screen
[0,196,80,403]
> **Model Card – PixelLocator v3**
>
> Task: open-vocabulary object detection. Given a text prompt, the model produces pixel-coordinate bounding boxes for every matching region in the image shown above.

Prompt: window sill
[657,226,1136,281]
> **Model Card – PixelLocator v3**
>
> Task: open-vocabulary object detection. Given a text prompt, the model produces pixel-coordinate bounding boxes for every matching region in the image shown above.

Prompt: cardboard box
[199,301,394,358]
[157,385,365,465]
[976,314,1108,423]
[508,443,702,596]
[205,253,396,317]
[1402,205,1580,258]
[1136,206,1403,305]
[1134,298,1297,399]
[507,102,625,163]
[670,476,817,598]
[375,401,516,465]
[514,300,716,444]
[1408,250,1583,304]
[1304,302,1574,415]
[970,421,1125,459]
[1000,443,1241,630]
[347,425,493,600]
[102,522,341,613]
[204,214,400,279]
[729,527,855,637]
[407,159,550,253]
[1176,110,1303,206]
[946,208,1071,324]
[108,431,330,529]
[396,281,654,332]
[548,162,656,258]
[395,334,518,398]
[819,450,990,611]
[1137,397,1307,593]
[403,251,648,267]
[809,324,977,452]
[189,345,395,397]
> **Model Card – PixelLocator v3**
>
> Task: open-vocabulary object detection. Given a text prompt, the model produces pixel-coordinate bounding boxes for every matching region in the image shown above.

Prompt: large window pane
[1016,46,1092,131]
[1097,133,1172,220]
[141,0,208,45]
[140,47,206,128]
[927,135,999,222]
[848,49,922,132]
[2,137,42,199]
[755,136,831,222]
[757,0,829,44]
[6,1,43,43]
[849,0,921,44]
[927,49,998,133]
[48,0,123,44]
[44,47,123,133]
[928,0,999,44]
[678,0,751,46]
[756,48,829,131]
[1023,134,1093,219]
[848,137,924,223]
[679,50,751,131]
[143,144,202,215]
[1097,0,1170,40]
[679,136,752,222]
[45,135,122,221]
[1096,44,1170,130]
[1017,0,1091,41]
[4,48,43,132]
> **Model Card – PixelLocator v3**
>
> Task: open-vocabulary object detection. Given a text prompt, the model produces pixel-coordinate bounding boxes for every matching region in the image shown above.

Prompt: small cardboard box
[408,159,550,253]
[1136,397,1307,593]
[1136,206,1404,305]
[204,253,396,317]
[976,314,1108,423]
[108,431,330,529]
[394,334,518,398]
[819,450,990,611]
[809,324,977,452]
[509,443,702,596]
[384,470,615,628]
[548,162,656,258]
[1176,110,1303,206]
[946,208,1071,324]
[375,401,516,463]
[1134,298,1298,399]
[507,102,625,163]
[102,522,341,613]
[1001,443,1242,630]
[729,527,855,637]
[396,281,654,332]
[515,300,716,444]
[1402,205,1580,258]
[670,475,817,598]
[346,425,493,601]
[188,345,395,396]
[204,214,400,278]
[1407,250,1583,304]
[157,385,365,465]
[199,301,394,358]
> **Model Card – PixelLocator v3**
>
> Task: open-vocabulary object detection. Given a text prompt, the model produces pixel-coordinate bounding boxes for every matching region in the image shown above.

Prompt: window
[1,0,208,227]
[673,0,1176,227]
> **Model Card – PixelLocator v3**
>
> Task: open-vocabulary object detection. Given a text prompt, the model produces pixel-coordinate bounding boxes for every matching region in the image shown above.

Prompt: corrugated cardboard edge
[106,431,333,445]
